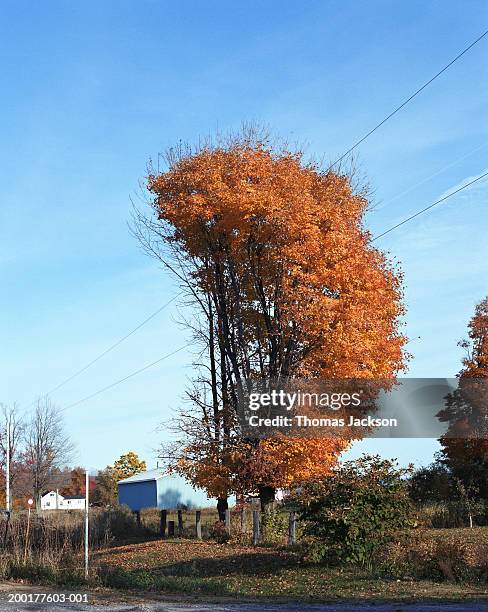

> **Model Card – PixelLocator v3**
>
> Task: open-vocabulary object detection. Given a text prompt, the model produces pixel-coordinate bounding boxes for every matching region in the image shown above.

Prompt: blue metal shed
[117,469,213,511]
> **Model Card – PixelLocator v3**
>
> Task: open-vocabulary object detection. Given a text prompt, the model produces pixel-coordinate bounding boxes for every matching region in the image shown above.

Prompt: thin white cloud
[436,167,488,201]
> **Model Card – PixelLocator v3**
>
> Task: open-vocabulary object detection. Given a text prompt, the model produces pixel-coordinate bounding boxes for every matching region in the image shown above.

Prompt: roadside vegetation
[1,454,488,601]
[4,525,488,600]
[94,531,488,600]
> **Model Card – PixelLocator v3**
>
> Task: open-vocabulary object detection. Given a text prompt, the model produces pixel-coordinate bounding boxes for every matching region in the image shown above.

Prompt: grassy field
[2,509,488,602]
[94,529,488,601]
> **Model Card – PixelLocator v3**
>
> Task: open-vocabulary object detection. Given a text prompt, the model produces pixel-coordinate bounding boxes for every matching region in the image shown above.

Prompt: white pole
[6,419,10,513]
[23,507,31,565]
[84,470,89,579]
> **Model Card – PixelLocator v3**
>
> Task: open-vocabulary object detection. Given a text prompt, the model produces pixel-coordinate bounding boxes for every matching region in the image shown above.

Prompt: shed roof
[117,468,166,485]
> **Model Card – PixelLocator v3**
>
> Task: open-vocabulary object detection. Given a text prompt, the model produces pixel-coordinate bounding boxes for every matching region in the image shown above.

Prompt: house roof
[117,468,166,485]
[41,491,86,500]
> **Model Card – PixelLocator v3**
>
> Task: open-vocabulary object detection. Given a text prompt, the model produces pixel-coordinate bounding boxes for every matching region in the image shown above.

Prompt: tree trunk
[217,497,228,522]
[259,485,276,512]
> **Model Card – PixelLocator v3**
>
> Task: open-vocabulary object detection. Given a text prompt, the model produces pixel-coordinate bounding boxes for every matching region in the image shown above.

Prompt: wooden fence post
[168,520,175,537]
[177,509,184,537]
[160,509,167,538]
[288,511,296,545]
[195,510,202,540]
[225,509,231,535]
[240,507,246,534]
[252,510,260,545]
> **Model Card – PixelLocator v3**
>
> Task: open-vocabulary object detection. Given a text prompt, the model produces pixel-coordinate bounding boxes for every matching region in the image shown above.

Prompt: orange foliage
[147,133,407,499]
[459,297,488,378]
[176,445,241,500]
[441,296,488,464]
[237,437,349,492]
[177,437,349,497]
[148,142,406,379]
[60,466,86,497]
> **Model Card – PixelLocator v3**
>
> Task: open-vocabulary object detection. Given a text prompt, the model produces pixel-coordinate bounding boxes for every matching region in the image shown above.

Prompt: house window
[45,502,50,507]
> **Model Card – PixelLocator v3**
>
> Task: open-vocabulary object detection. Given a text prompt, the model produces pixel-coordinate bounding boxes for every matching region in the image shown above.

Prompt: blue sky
[1,1,487,471]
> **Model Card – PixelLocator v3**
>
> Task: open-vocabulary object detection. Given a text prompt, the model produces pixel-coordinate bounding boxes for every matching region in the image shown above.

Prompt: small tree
[23,398,74,508]
[92,467,118,506]
[409,460,451,505]
[93,452,146,506]
[439,296,488,498]
[293,455,414,566]
[112,452,146,480]
[0,403,25,504]
[60,466,87,497]
[451,478,485,528]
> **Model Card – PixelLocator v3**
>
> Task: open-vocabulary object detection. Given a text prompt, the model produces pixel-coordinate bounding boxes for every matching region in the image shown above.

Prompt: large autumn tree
[438,296,488,498]
[134,127,407,512]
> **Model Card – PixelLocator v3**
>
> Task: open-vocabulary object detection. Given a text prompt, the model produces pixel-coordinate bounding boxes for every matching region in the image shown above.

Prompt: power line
[46,293,181,397]
[370,140,488,213]
[62,343,192,412]
[44,166,487,412]
[372,170,488,242]
[329,29,488,171]
[23,292,182,410]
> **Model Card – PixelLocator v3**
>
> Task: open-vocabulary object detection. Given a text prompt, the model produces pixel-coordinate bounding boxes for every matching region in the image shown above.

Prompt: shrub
[409,462,451,505]
[209,520,229,544]
[381,528,488,582]
[418,499,487,528]
[260,508,288,545]
[96,505,146,541]
[410,461,487,528]
[293,455,414,566]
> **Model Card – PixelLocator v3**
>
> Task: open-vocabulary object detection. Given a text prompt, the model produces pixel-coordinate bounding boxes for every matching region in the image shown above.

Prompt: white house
[40,491,86,510]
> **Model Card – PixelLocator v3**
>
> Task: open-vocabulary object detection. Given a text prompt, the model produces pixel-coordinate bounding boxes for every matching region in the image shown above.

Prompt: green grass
[4,524,488,601]
[94,531,488,601]
[98,564,488,601]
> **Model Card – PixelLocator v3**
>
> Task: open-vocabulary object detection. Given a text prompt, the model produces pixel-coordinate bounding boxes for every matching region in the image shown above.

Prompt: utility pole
[84,470,89,579]
[6,419,10,513]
